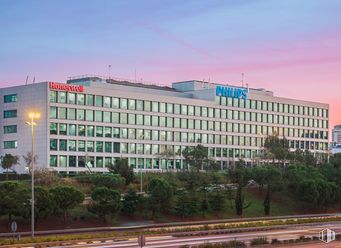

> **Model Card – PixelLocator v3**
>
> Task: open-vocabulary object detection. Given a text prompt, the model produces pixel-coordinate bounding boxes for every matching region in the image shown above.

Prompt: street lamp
[25,112,40,238]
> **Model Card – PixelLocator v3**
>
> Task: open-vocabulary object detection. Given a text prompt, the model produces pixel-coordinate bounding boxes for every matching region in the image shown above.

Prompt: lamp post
[25,112,40,238]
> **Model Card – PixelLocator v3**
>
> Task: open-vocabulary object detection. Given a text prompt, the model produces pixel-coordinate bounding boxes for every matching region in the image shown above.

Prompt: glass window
[59,123,67,135]
[144,115,151,126]
[86,94,94,106]
[58,92,66,103]
[167,103,173,114]
[87,141,94,152]
[128,114,135,125]
[104,111,111,122]
[78,140,85,152]
[120,113,127,124]
[96,157,103,168]
[68,93,76,104]
[113,142,120,153]
[69,124,76,136]
[104,96,111,108]
[59,139,67,151]
[77,94,85,105]
[121,98,128,109]
[152,101,159,112]
[49,107,57,119]
[105,142,112,153]
[174,104,180,114]
[136,100,144,111]
[69,156,76,167]
[86,110,94,121]
[87,125,94,137]
[181,105,188,115]
[50,155,57,167]
[144,101,151,111]
[50,139,57,150]
[113,128,120,138]
[160,103,166,113]
[113,97,120,108]
[3,94,17,103]
[95,95,103,107]
[135,114,143,125]
[4,110,17,118]
[50,123,58,135]
[78,125,85,136]
[95,111,103,122]
[3,140,17,149]
[68,108,76,120]
[105,127,111,138]
[96,141,103,152]
[59,107,67,119]
[77,109,85,121]
[49,91,57,103]
[129,99,136,110]
[59,155,67,167]
[188,106,194,115]
[96,126,103,137]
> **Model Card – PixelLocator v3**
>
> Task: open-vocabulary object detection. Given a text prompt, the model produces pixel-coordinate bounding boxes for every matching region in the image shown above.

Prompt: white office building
[0,76,330,173]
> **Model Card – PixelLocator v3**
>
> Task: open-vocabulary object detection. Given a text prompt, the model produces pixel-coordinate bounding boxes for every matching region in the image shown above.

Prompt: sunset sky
[1,0,340,128]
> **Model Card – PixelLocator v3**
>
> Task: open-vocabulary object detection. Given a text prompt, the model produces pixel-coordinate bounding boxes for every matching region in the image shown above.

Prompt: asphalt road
[48,222,341,248]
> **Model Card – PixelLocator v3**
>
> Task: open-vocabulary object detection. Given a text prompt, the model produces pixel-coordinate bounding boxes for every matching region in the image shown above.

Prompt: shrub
[75,174,125,188]
[250,237,269,246]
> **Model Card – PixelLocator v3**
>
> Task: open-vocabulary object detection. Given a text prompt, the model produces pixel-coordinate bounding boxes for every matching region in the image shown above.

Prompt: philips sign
[49,82,84,92]
[216,86,248,100]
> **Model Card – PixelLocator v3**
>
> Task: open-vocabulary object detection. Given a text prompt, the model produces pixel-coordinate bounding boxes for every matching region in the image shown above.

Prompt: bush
[250,237,269,246]
[75,174,125,188]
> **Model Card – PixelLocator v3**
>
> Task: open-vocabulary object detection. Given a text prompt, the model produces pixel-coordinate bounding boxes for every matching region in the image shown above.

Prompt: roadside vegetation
[0,135,341,233]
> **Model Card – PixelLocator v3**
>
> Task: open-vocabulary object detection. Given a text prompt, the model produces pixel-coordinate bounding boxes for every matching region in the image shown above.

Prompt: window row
[49,107,328,129]
[50,123,329,140]
[49,139,328,154]
[49,90,328,118]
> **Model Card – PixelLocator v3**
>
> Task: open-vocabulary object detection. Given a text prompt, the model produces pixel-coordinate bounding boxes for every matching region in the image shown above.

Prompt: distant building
[332,125,341,146]
[331,144,341,154]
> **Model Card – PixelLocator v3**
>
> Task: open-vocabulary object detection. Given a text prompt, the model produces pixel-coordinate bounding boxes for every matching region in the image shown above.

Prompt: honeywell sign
[49,82,84,92]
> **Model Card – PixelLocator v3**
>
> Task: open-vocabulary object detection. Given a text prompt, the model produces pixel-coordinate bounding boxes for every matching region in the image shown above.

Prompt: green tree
[1,154,19,179]
[0,182,29,222]
[264,135,289,165]
[182,145,208,171]
[50,186,84,223]
[229,165,251,216]
[108,158,134,185]
[330,153,341,168]
[34,186,56,226]
[208,192,226,213]
[174,191,199,219]
[148,177,173,218]
[122,188,141,216]
[88,187,121,222]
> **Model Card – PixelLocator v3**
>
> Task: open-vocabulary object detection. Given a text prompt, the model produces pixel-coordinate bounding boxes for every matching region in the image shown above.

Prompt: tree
[208,192,226,213]
[264,135,289,165]
[50,186,84,223]
[229,165,251,216]
[148,177,173,218]
[34,186,55,226]
[182,145,208,171]
[22,152,38,173]
[108,158,134,185]
[121,188,140,216]
[158,147,175,170]
[174,191,199,219]
[330,153,341,168]
[251,166,282,215]
[1,154,19,179]
[88,187,121,222]
[0,182,30,222]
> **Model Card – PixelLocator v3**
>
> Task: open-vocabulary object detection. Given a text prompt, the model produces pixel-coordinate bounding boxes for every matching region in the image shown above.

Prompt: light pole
[26,112,40,238]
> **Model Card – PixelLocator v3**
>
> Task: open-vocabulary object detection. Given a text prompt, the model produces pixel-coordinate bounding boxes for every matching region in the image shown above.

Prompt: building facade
[0,76,329,173]
[332,125,341,145]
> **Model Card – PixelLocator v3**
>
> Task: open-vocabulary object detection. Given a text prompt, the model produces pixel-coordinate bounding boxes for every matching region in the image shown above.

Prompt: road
[47,222,341,248]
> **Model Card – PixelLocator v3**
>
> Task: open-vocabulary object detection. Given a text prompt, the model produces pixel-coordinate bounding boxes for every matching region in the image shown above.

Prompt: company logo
[216,85,248,100]
[319,228,335,243]
[49,82,84,92]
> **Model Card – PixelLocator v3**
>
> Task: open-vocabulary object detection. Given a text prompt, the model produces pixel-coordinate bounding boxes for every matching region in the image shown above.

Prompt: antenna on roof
[25,76,29,85]
[134,68,137,83]
[108,65,111,80]
[241,73,244,88]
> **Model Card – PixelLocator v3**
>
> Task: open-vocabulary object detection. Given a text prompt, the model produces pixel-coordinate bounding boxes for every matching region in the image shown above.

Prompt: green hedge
[75,174,125,188]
